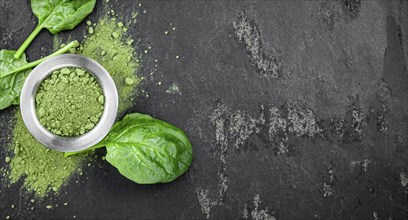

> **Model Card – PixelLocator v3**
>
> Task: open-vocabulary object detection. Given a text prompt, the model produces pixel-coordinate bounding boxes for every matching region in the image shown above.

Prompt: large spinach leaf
[0,50,31,110]
[67,113,193,184]
[14,0,96,59]
[0,40,79,110]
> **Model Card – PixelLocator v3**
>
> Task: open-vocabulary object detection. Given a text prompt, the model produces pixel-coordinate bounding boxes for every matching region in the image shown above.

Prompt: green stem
[14,23,44,59]
[64,142,107,157]
[1,40,79,79]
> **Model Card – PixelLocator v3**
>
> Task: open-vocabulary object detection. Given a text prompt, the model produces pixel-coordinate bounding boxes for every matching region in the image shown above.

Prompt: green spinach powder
[36,67,104,136]
[6,14,141,197]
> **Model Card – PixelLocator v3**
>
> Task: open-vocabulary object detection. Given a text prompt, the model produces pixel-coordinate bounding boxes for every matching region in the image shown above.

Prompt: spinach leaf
[67,113,193,184]
[0,40,79,110]
[14,0,96,59]
[0,50,31,110]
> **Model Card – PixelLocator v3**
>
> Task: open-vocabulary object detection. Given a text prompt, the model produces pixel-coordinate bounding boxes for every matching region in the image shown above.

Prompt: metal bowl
[20,54,118,152]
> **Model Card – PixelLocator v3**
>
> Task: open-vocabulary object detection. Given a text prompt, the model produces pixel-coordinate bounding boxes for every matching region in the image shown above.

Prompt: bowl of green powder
[20,54,118,152]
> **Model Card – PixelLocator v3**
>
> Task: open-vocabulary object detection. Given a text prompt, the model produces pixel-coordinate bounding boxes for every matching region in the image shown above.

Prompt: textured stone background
[1,0,408,219]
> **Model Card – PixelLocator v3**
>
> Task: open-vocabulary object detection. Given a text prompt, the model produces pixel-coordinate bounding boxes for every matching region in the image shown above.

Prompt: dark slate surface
[1,0,408,219]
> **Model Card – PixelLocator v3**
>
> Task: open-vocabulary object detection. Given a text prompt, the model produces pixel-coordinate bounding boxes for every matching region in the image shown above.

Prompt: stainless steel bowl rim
[20,54,118,152]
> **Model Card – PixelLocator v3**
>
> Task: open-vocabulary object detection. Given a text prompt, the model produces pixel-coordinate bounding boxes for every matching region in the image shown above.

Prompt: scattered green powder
[36,68,104,136]
[111,32,119,39]
[125,77,134,85]
[69,47,76,54]
[78,16,141,113]
[8,113,85,196]
[88,26,94,34]
[6,14,141,197]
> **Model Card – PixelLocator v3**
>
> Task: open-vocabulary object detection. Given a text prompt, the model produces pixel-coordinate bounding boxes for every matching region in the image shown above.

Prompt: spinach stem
[64,142,106,157]
[1,40,79,79]
[14,24,44,59]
